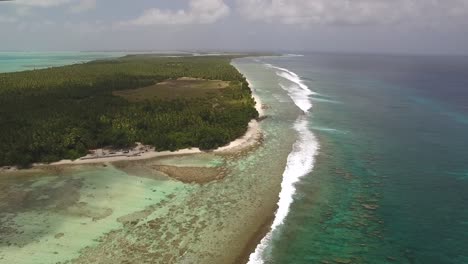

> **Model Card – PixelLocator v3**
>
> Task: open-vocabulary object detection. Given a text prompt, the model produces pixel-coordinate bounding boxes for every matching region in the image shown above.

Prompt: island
[0,54,259,168]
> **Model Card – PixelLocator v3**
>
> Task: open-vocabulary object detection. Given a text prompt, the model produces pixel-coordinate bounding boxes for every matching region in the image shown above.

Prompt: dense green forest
[0,55,258,167]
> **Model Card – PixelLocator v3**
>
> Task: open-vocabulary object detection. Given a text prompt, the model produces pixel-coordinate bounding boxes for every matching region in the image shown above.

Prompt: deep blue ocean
[260,53,468,264]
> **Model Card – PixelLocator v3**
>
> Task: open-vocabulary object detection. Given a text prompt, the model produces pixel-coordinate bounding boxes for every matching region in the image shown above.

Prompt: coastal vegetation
[0,55,258,167]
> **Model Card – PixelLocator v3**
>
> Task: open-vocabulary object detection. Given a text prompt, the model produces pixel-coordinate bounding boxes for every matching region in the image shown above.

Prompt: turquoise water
[0,52,127,73]
[254,54,468,264]
[0,55,301,263]
[2,52,468,263]
[0,165,193,263]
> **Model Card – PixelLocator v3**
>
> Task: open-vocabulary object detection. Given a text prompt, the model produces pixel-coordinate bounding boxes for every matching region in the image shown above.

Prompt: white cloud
[237,0,468,26]
[69,0,96,13]
[16,6,32,17]
[0,15,17,23]
[64,20,107,34]
[12,0,72,7]
[1,0,96,24]
[123,0,230,26]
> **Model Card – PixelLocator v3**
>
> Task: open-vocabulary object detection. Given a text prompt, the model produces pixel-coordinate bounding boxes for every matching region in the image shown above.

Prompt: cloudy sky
[1,0,468,54]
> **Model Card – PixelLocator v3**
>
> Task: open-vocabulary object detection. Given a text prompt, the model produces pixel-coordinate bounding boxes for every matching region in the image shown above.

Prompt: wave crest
[247,63,319,263]
[266,64,316,112]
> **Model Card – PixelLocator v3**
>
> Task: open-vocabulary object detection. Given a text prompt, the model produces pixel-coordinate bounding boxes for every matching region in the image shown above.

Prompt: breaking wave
[247,64,319,263]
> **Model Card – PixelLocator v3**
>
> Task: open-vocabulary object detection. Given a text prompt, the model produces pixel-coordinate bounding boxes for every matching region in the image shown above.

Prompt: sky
[1,0,468,55]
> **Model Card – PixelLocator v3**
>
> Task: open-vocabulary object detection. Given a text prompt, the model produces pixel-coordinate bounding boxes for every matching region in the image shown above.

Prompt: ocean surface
[0,52,129,73]
[246,54,468,264]
[1,53,468,264]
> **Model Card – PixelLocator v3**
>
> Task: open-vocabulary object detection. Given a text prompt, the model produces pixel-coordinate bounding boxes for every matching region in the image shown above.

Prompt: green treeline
[0,55,258,167]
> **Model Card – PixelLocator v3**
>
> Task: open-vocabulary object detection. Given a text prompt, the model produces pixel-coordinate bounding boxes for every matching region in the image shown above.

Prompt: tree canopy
[0,55,258,167]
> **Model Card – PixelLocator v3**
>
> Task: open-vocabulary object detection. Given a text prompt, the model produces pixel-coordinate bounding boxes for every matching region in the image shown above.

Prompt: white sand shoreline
[47,118,262,167]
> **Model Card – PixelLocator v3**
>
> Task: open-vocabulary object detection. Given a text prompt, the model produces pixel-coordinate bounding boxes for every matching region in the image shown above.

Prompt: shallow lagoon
[0,58,302,264]
[0,165,193,263]
[0,52,126,73]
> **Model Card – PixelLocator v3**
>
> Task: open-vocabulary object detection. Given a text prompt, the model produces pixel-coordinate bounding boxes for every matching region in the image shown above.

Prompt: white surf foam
[247,64,319,264]
[285,54,304,57]
[311,126,346,134]
[311,97,341,104]
[279,83,313,112]
[265,64,317,111]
